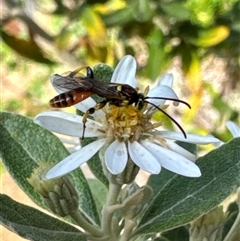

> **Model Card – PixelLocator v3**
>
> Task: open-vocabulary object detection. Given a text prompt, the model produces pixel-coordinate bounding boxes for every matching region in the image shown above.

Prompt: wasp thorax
[104,103,154,143]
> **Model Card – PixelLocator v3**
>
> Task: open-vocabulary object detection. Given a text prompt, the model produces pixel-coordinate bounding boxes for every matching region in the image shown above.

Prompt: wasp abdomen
[49,92,74,107]
[49,91,93,108]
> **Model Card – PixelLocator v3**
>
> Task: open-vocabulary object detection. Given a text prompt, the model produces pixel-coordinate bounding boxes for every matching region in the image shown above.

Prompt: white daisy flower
[35,55,221,179]
[226,121,240,138]
[214,121,240,147]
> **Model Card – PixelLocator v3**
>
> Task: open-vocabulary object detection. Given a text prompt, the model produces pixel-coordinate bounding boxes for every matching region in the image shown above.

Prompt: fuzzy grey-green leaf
[88,178,107,213]
[135,138,240,234]
[0,194,86,241]
[0,112,100,225]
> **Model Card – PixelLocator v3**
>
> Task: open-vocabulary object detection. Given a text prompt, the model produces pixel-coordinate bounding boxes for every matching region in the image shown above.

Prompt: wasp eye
[86,67,94,79]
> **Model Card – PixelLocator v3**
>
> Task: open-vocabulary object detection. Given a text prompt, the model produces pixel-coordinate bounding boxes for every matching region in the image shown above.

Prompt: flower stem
[71,210,103,238]
[119,219,136,241]
[101,182,122,239]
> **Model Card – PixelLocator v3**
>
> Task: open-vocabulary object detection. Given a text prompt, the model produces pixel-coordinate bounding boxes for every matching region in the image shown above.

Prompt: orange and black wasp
[49,66,190,139]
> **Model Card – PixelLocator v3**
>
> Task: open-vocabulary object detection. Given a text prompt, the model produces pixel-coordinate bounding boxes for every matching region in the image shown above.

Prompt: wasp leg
[81,100,107,139]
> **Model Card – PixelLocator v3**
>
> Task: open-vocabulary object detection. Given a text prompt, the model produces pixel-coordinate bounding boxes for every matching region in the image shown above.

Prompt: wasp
[49,66,190,139]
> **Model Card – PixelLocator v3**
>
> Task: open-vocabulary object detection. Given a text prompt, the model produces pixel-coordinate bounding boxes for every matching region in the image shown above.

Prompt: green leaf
[87,155,109,187]
[0,112,69,207]
[135,138,240,235]
[204,82,233,114]
[0,194,86,241]
[161,226,189,241]
[82,6,107,44]
[0,112,100,225]
[153,237,170,241]
[88,178,107,213]
[147,169,175,197]
[70,168,100,225]
[161,3,191,21]
[132,0,154,22]
[176,141,197,156]
[1,30,55,65]
[142,28,170,80]
[102,6,134,27]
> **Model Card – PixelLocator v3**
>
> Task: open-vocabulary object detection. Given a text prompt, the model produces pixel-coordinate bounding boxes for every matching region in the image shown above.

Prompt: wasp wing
[89,81,130,100]
[50,72,133,101]
[50,74,94,93]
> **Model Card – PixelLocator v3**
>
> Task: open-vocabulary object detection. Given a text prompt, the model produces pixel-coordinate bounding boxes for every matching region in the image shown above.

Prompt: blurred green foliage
[1,0,239,137]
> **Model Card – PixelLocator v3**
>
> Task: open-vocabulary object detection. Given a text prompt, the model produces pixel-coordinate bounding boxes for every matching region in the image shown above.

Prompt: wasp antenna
[145,97,191,109]
[146,101,187,138]
[69,66,88,78]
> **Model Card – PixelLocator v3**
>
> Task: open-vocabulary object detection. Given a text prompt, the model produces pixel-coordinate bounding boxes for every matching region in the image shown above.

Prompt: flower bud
[118,182,140,203]
[189,206,228,241]
[92,63,114,82]
[118,183,153,219]
[27,162,79,217]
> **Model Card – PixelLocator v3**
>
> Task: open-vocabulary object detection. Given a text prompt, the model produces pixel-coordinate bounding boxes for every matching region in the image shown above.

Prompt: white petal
[67,146,81,153]
[226,121,240,138]
[74,97,96,112]
[34,111,104,137]
[46,138,106,179]
[111,55,137,87]
[155,131,221,144]
[92,109,105,122]
[105,140,128,174]
[157,73,174,87]
[213,141,225,147]
[156,74,179,106]
[147,85,179,106]
[128,141,161,174]
[141,140,201,177]
[164,139,196,161]
[60,137,80,153]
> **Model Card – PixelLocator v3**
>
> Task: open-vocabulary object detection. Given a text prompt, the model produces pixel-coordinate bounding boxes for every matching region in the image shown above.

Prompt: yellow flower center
[104,102,157,143]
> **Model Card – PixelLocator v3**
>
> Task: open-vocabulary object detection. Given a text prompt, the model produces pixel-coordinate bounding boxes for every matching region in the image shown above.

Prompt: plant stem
[71,210,103,238]
[119,219,136,241]
[101,182,122,239]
